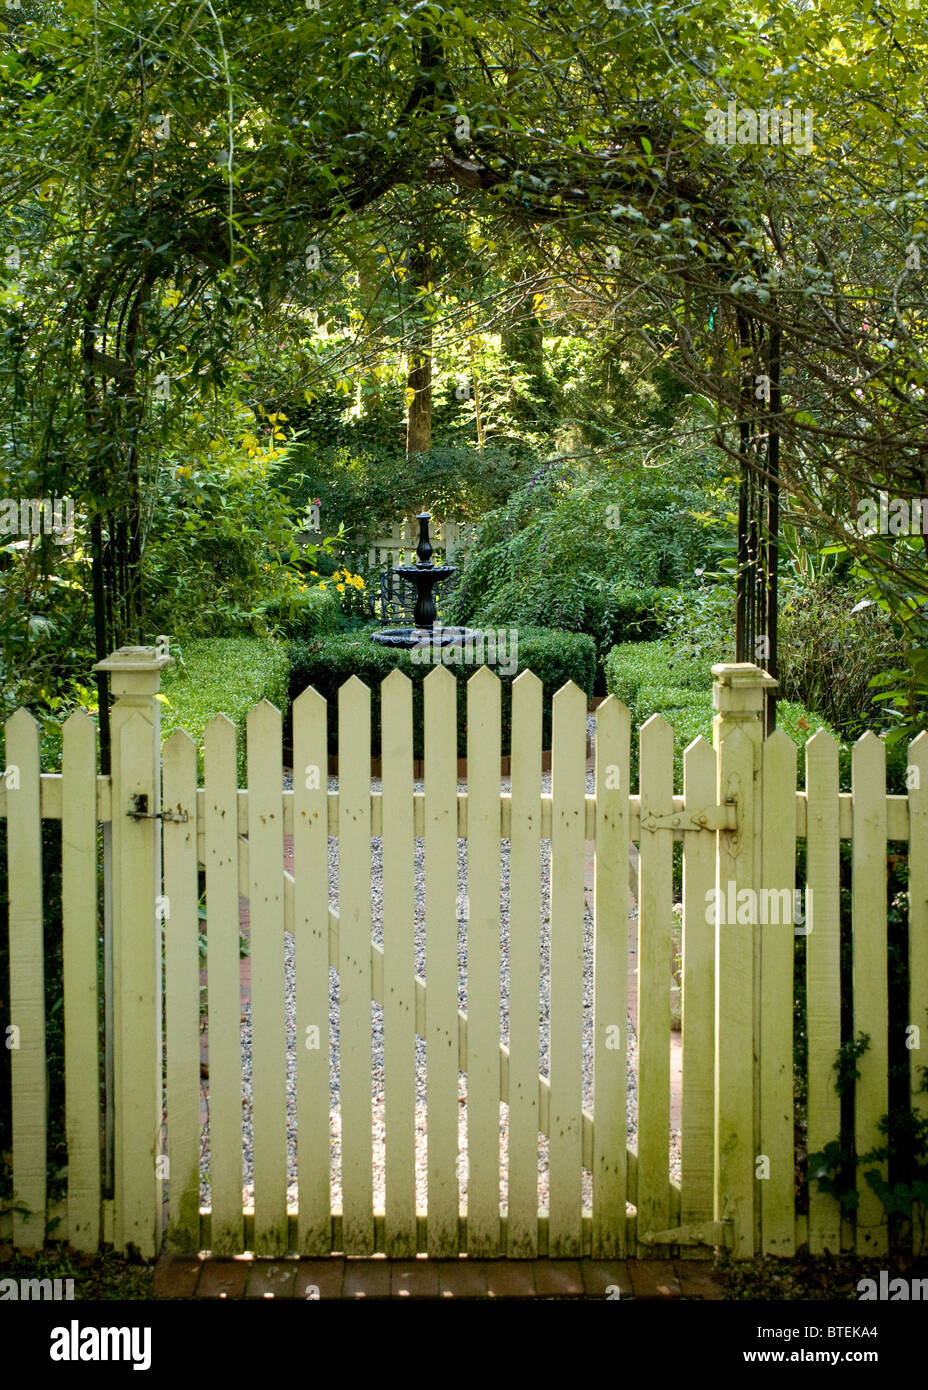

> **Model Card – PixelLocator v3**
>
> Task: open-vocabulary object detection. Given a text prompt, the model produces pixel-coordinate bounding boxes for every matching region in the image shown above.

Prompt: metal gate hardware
[639,804,737,833]
[127,793,188,823]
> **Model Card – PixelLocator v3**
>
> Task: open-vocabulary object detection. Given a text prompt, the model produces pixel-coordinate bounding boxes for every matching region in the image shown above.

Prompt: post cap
[712,662,778,718]
[94,646,174,674]
[711,662,778,690]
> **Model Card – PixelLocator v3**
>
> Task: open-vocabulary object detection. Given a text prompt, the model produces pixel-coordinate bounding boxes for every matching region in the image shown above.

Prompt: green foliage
[292,434,538,545]
[0,1249,154,1301]
[778,577,907,740]
[160,638,291,784]
[816,543,928,750]
[659,573,906,751]
[605,639,843,789]
[809,1036,928,1254]
[860,1103,928,1255]
[3,0,928,768]
[142,399,338,642]
[604,639,708,708]
[289,625,595,759]
[659,582,736,671]
[580,585,676,663]
[256,584,341,640]
[451,450,729,665]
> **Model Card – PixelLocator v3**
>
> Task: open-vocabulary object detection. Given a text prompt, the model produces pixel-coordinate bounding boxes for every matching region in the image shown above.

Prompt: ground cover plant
[160,637,291,782]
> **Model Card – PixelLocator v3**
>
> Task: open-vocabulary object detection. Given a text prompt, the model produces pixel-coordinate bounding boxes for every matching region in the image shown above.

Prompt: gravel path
[199,715,682,1214]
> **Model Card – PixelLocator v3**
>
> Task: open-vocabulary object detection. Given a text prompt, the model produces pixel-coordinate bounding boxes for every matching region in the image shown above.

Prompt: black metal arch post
[734,313,781,736]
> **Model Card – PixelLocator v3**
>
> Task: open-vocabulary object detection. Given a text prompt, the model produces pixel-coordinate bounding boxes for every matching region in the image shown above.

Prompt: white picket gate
[2,650,926,1264]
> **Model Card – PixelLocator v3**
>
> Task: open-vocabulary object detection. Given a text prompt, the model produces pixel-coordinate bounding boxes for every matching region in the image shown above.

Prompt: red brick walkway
[154,1254,725,1300]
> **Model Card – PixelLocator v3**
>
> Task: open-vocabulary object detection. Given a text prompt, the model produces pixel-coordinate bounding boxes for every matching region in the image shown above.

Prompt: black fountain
[370,511,470,651]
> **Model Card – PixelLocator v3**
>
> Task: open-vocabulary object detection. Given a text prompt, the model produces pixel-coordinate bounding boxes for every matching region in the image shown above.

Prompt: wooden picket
[548,681,587,1259]
[61,711,100,1252]
[592,696,630,1258]
[760,729,796,1255]
[380,670,416,1257]
[162,728,201,1249]
[851,732,889,1256]
[910,732,928,1130]
[423,667,460,1257]
[337,677,374,1255]
[507,671,543,1257]
[247,699,288,1256]
[804,730,842,1254]
[715,725,756,1259]
[4,652,926,1264]
[112,706,162,1257]
[466,666,502,1256]
[292,686,333,1255]
[679,735,717,1252]
[203,714,245,1254]
[6,709,46,1250]
[636,713,674,1255]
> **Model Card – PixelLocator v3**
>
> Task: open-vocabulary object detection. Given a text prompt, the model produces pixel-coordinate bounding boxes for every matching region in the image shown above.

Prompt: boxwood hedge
[289,625,596,759]
[605,639,852,789]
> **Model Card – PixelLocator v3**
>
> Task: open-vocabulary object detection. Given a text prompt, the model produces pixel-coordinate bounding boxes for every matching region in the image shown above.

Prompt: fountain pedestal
[371,512,469,651]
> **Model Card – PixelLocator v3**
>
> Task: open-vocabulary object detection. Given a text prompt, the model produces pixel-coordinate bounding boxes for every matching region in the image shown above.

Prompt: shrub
[604,639,710,710]
[160,637,291,784]
[580,585,675,661]
[658,581,736,671]
[256,584,341,639]
[451,455,731,662]
[777,576,906,738]
[605,639,845,788]
[288,626,595,759]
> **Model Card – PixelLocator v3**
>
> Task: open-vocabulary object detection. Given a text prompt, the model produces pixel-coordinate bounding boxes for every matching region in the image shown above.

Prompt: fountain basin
[371,625,473,651]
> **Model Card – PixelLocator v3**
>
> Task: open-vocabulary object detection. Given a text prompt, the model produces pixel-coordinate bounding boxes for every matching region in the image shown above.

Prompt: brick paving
[155,1254,725,1300]
[628,1258,681,1299]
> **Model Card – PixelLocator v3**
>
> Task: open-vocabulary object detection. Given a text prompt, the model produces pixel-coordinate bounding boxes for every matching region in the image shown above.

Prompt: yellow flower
[336,583,345,593]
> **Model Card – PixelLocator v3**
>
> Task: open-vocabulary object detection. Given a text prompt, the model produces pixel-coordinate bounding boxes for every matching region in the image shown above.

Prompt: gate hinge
[639,1220,732,1248]
[128,793,188,823]
[639,805,737,833]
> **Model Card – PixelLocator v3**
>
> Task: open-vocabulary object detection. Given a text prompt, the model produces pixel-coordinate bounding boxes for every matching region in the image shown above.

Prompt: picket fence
[363,517,473,571]
[1,651,926,1262]
[297,517,473,572]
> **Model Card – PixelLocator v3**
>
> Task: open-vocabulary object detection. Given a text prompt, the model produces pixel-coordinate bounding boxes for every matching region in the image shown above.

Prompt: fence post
[711,661,777,1258]
[94,645,173,1259]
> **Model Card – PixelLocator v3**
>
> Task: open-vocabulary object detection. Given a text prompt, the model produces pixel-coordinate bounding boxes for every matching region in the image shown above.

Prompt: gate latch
[128,793,189,823]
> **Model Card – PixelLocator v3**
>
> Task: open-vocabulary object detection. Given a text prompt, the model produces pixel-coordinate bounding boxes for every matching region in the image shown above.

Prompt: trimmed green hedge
[583,585,675,660]
[160,637,291,783]
[289,625,596,758]
[604,639,710,709]
[605,639,847,788]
